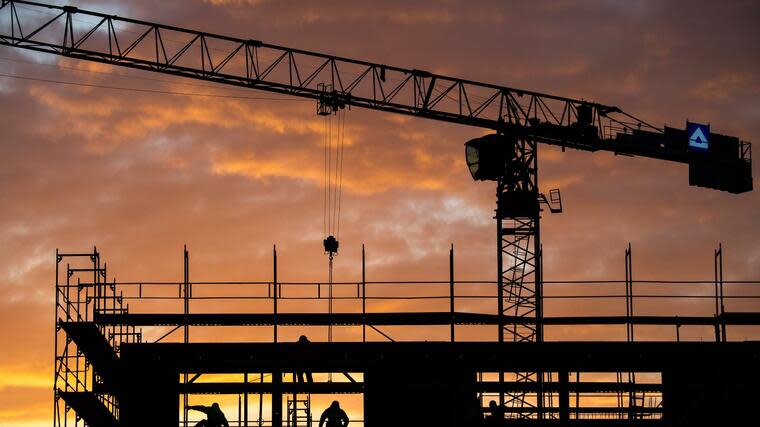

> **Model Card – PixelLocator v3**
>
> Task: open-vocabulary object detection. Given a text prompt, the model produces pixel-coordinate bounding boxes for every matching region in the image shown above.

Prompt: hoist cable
[336,110,347,240]
[327,114,333,235]
[321,108,348,353]
[331,110,342,237]
[323,114,329,237]
[323,109,347,240]
[331,112,338,235]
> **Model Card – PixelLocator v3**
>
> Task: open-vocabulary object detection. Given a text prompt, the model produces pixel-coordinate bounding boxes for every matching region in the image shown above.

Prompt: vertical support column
[89,249,98,391]
[183,245,190,426]
[184,246,190,343]
[715,244,726,342]
[362,244,366,343]
[66,271,72,322]
[536,243,544,418]
[258,373,264,427]
[273,368,283,427]
[497,215,505,409]
[93,247,100,315]
[450,244,455,342]
[244,373,249,427]
[496,135,541,418]
[714,245,721,342]
[624,243,638,419]
[536,244,543,342]
[53,249,60,427]
[558,370,569,422]
[575,372,580,418]
[273,245,278,343]
[97,248,102,317]
[625,243,634,342]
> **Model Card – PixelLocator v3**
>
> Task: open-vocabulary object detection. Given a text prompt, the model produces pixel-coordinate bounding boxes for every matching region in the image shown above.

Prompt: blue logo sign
[687,122,710,152]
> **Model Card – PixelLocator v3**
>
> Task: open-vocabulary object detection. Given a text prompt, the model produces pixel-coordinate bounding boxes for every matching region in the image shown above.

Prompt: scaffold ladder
[286,394,312,427]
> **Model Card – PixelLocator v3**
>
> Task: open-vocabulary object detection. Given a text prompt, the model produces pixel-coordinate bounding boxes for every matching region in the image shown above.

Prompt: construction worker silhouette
[188,403,229,427]
[485,400,504,426]
[319,400,349,427]
[295,335,313,383]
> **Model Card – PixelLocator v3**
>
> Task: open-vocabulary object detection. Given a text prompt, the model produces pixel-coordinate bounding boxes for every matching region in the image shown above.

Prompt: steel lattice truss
[501,220,539,342]
[1,1,752,424]
[0,0,665,147]
[495,136,545,418]
[500,218,542,418]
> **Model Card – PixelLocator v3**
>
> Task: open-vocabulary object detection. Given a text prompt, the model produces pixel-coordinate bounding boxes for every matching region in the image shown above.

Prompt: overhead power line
[0,71,311,101]
[0,54,276,94]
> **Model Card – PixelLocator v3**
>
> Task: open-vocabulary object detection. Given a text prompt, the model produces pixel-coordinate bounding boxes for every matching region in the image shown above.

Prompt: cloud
[386,10,454,24]
[1,0,760,424]
[210,149,455,194]
[0,368,49,390]
[690,72,759,101]
[203,0,267,5]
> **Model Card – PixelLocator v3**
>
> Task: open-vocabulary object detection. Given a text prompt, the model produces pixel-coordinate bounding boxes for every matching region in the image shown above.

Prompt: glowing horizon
[1,1,759,426]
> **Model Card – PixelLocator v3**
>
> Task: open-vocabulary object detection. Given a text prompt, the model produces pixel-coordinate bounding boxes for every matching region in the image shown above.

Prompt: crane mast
[0,0,753,421]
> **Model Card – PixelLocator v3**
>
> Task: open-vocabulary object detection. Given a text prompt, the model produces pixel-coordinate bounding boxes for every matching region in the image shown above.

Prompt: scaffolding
[52,244,760,427]
[54,248,141,427]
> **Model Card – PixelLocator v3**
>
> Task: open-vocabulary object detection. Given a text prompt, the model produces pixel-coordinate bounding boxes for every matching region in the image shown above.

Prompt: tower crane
[0,0,753,418]
[0,0,752,344]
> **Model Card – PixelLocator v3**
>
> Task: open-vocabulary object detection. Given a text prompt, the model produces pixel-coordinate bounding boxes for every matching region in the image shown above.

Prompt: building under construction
[0,1,757,426]
[53,245,760,427]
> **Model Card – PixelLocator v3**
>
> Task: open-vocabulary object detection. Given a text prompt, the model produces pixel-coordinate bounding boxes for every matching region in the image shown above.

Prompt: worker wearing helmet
[188,403,229,427]
[295,335,314,383]
[319,400,349,427]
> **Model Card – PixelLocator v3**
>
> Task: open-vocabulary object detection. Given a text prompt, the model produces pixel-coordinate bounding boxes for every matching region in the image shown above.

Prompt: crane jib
[0,0,751,193]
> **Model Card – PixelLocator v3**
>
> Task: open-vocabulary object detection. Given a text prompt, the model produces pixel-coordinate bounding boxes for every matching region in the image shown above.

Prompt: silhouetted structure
[295,335,314,383]
[52,247,760,427]
[188,403,229,427]
[486,400,505,426]
[319,401,349,427]
[0,6,752,380]
[1,2,754,427]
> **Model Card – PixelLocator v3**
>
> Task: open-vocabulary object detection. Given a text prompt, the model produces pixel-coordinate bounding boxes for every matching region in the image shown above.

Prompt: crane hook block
[324,235,339,255]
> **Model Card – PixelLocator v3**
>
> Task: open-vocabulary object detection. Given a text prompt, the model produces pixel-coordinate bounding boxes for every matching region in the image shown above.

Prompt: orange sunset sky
[1,0,760,425]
